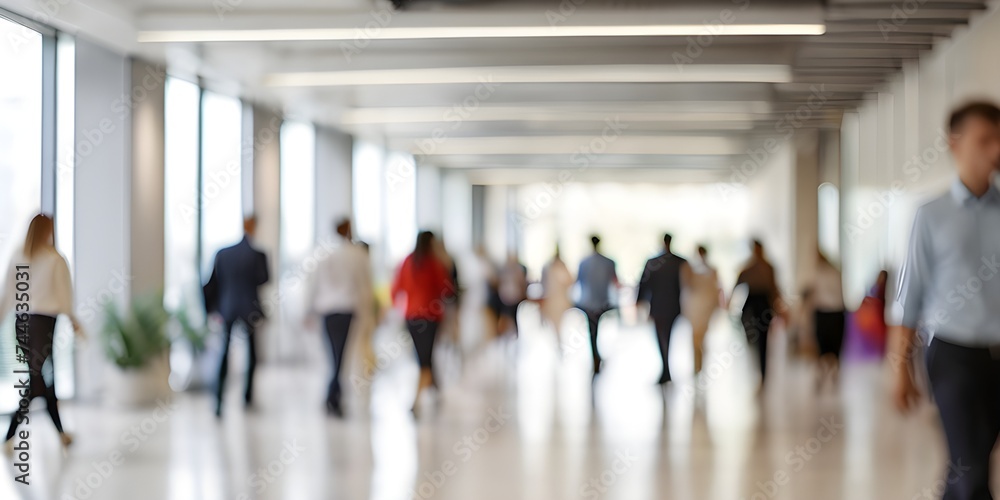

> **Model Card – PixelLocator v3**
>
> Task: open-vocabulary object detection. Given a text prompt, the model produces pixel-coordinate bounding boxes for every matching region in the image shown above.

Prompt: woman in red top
[391,231,454,411]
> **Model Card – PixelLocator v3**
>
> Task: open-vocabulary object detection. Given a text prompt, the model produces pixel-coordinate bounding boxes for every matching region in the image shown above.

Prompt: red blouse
[391,253,454,322]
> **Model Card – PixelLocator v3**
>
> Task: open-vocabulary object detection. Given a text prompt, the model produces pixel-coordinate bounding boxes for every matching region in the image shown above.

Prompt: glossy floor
[0,307,976,499]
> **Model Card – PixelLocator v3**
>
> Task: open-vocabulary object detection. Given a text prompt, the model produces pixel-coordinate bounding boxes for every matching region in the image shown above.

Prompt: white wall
[839,2,1000,309]
[73,37,130,401]
[314,125,352,239]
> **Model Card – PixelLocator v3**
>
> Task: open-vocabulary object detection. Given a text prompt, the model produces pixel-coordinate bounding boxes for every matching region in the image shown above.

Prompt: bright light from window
[0,16,43,413]
[200,91,244,276]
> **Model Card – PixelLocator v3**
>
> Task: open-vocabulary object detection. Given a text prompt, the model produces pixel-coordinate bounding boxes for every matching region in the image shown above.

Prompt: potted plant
[100,291,208,407]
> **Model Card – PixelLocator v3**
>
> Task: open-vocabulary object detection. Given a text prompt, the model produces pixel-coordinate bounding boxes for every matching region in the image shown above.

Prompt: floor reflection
[0,304,948,500]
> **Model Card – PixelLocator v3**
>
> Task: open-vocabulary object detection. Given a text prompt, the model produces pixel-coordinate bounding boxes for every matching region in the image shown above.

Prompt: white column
[73,38,131,401]
[314,125,353,239]
[129,58,165,297]
[416,163,442,232]
[250,106,283,362]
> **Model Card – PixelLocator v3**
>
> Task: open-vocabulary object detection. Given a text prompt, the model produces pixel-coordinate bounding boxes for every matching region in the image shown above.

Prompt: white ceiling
[1,0,990,181]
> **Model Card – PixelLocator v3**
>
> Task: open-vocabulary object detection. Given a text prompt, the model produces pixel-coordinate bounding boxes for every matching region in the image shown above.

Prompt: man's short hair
[949,101,1000,134]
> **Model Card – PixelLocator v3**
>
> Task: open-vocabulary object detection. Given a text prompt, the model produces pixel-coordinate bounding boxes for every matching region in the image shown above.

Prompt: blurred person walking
[808,250,846,392]
[541,246,574,348]
[1,214,84,453]
[855,270,889,357]
[892,102,1000,500]
[307,218,373,418]
[204,216,270,418]
[577,235,619,376]
[392,231,455,414]
[637,234,690,385]
[684,245,721,376]
[498,252,528,336]
[732,239,784,390]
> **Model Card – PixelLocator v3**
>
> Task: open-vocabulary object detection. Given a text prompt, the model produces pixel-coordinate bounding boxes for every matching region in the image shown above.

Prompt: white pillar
[73,38,131,401]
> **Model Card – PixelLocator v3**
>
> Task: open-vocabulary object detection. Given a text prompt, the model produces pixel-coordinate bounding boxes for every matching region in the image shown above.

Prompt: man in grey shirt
[893,102,1000,500]
[577,235,618,375]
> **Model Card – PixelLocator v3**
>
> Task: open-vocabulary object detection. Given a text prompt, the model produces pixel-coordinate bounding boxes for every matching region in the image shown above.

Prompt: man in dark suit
[636,234,690,385]
[206,216,270,417]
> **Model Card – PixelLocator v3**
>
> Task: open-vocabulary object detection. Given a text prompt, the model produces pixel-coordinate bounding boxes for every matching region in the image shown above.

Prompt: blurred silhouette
[637,233,690,385]
[391,231,455,414]
[808,250,845,392]
[854,269,888,357]
[1,214,84,453]
[576,235,619,375]
[307,218,373,418]
[498,252,528,336]
[684,244,721,375]
[732,239,783,390]
[891,102,1000,499]
[204,215,270,418]
[541,246,574,348]
[434,236,462,354]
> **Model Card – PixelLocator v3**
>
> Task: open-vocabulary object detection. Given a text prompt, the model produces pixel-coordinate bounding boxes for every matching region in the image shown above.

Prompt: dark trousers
[216,317,257,412]
[583,308,609,373]
[323,313,353,408]
[653,313,680,383]
[926,338,1000,500]
[6,314,63,441]
[406,319,440,370]
[814,310,846,359]
[742,294,774,383]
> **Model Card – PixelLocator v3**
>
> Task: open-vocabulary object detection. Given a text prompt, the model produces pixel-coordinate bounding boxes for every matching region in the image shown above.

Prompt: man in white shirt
[308,218,373,417]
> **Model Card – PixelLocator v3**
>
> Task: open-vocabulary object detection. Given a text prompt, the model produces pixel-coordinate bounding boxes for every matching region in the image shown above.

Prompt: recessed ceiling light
[264,65,792,87]
[138,24,825,43]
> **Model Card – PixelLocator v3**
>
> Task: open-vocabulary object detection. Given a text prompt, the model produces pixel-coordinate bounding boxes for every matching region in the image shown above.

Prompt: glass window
[0,16,43,412]
[164,78,202,313]
[384,152,416,266]
[53,33,75,400]
[352,141,384,246]
[199,91,243,276]
[818,182,840,262]
[278,122,316,328]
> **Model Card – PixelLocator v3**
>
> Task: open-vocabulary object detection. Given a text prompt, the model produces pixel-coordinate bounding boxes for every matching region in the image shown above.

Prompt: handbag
[855,296,886,341]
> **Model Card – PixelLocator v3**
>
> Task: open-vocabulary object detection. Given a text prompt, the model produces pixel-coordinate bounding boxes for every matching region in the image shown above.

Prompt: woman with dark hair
[809,250,846,392]
[731,239,785,391]
[391,231,454,414]
[1,214,84,454]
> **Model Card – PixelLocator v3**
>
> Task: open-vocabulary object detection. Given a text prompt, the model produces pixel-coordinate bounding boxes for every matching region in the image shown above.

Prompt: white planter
[104,351,172,408]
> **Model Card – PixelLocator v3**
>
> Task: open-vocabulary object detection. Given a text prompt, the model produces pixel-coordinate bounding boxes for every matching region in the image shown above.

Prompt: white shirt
[812,261,845,312]
[309,237,373,315]
[0,247,77,321]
